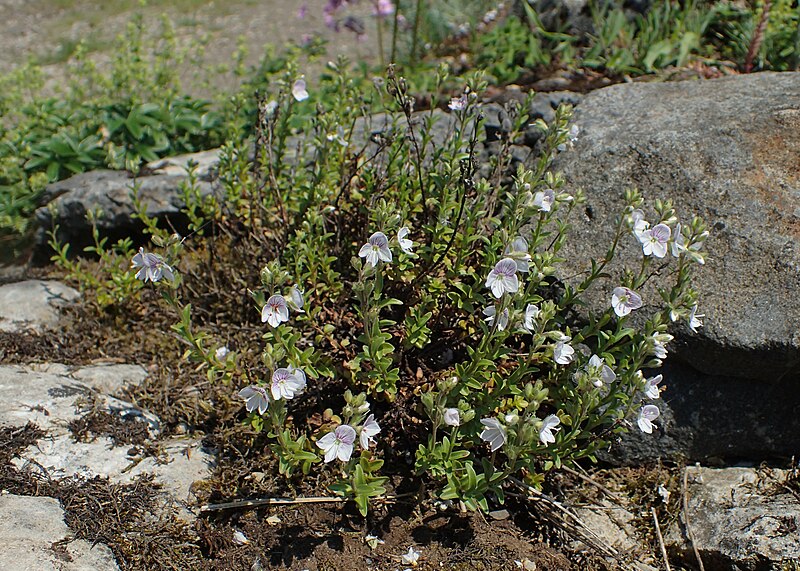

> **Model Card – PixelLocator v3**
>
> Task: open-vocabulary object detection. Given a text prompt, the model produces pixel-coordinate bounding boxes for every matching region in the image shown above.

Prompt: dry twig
[200,493,407,513]
[509,476,638,571]
[562,465,625,506]
[744,0,772,73]
[651,507,671,571]
[682,468,705,571]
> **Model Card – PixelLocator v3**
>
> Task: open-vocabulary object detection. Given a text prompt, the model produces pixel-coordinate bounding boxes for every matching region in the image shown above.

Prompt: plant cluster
[0,15,238,241]
[54,52,708,516]
[475,0,800,81]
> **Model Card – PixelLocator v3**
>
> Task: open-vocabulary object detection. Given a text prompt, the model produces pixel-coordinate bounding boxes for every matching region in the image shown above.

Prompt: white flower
[637,405,660,434]
[523,304,540,332]
[287,286,305,313]
[644,374,662,399]
[538,414,561,445]
[631,210,649,243]
[264,99,279,118]
[651,339,667,360]
[587,354,616,387]
[480,418,507,452]
[688,304,704,332]
[485,258,520,298]
[131,247,174,283]
[557,124,579,151]
[503,236,531,273]
[448,94,468,111]
[532,189,555,212]
[326,126,348,147]
[359,414,381,450]
[657,484,671,503]
[316,425,357,463]
[650,332,673,360]
[611,287,643,317]
[232,530,249,545]
[443,408,460,427]
[483,305,509,331]
[215,346,229,361]
[271,366,307,400]
[262,294,290,327]
[238,385,269,415]
[670,222,687,258]
[292,78,309,102]
[359,231,392,267]
[554,340,574,365]
[401,546,421,566]
[397,226,414,254]
[641,223,671,258]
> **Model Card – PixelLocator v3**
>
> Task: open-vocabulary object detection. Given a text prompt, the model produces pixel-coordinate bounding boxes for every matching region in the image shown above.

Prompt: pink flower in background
[372,0,394,17]
[324,0,348,29]
[297,3,308,19]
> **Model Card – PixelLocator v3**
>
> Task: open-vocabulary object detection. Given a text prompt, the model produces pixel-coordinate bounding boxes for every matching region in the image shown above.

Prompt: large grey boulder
[0,280,79,333]
[553,72,800,461]
[33,168,217,263]
[667,466,800,569]
[0,494,120,571]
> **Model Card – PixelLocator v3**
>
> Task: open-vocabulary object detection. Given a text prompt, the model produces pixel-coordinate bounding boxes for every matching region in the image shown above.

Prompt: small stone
[666,466,800,569]
[0,280,79,333]
[0,494,119,570]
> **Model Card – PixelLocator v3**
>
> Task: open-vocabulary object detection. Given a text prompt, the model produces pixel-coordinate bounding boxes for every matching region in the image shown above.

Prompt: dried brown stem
[651,507,672,571]
[682,468,705,571]
[744,0,772,73]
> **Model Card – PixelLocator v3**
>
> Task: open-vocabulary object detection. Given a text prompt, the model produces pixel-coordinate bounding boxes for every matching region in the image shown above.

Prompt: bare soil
[0,0,379,80]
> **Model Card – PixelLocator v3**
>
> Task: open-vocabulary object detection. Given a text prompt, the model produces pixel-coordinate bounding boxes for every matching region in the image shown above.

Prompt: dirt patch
[197,500,573,571]
[0,0,381,87]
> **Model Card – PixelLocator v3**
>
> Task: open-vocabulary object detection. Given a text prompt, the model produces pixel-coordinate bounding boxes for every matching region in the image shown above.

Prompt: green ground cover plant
[0,14,235,245]
[475,0,799,80]
[50,52,708,516]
